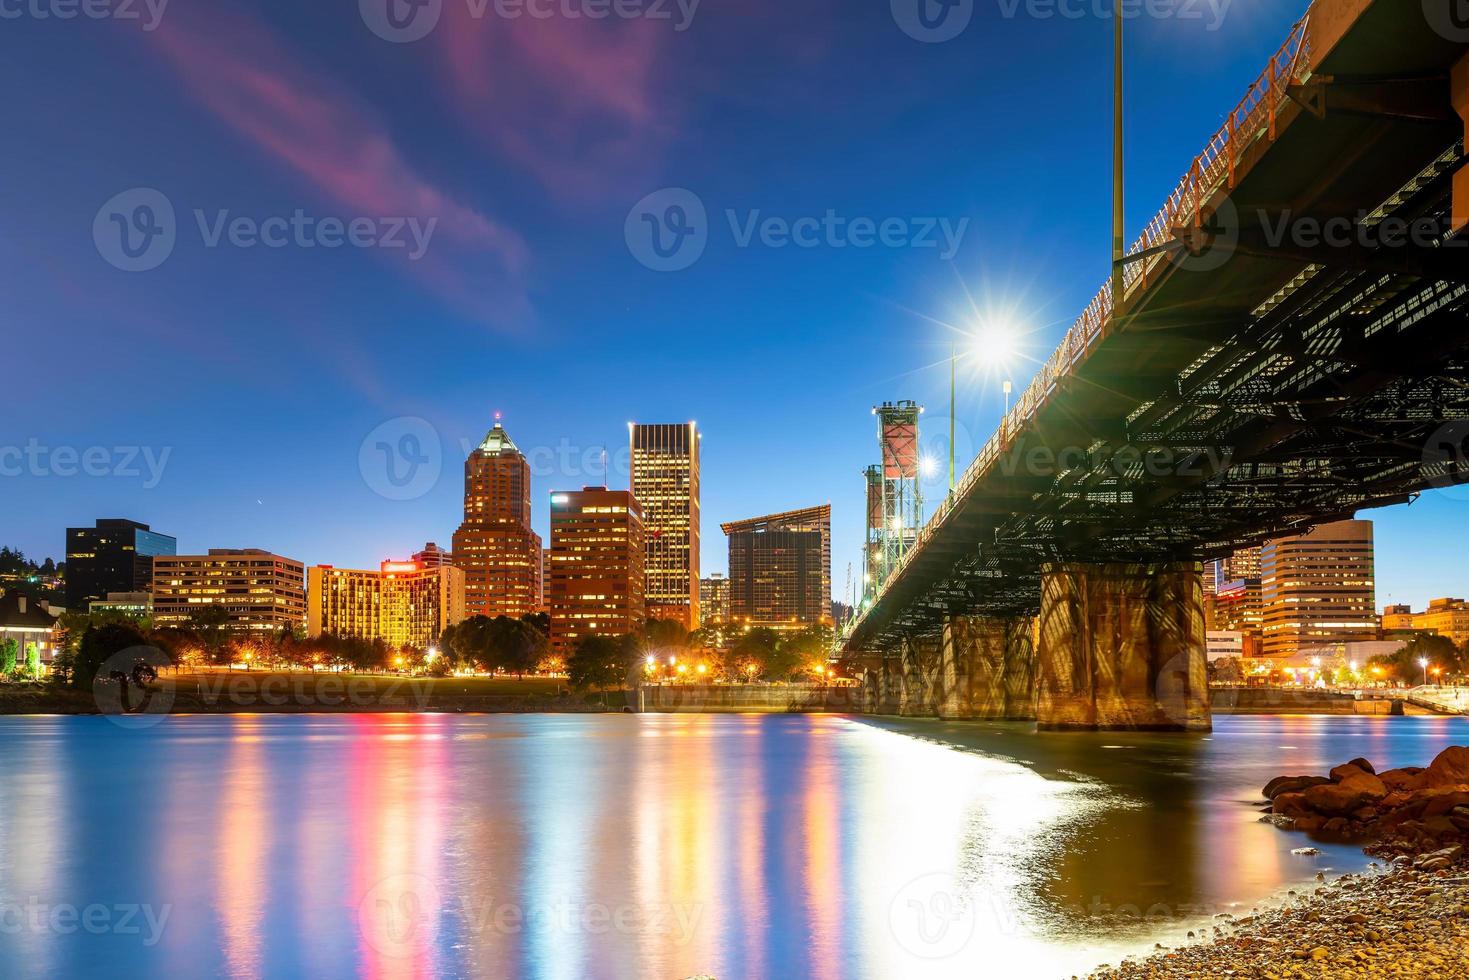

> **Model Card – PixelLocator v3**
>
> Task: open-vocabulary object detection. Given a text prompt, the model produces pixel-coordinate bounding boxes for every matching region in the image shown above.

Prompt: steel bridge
[841,0,1469,730]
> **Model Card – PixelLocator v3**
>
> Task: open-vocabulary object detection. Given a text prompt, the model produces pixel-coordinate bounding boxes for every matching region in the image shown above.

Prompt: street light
[1419,657,1430,686]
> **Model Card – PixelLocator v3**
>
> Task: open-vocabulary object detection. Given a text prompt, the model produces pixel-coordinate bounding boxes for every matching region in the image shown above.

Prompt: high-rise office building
[152,549,306,633]
[65,518,176,608]
[629,422,700,629]
[1260,519,1377,658]
[307,550,465,649]
[452,421,542,619]
[722,505,832,628]
[699,573,730,625]
[546,488,645,652]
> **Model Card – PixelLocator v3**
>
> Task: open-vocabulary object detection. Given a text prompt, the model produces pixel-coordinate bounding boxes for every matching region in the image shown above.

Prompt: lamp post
[1419,657,1430,686]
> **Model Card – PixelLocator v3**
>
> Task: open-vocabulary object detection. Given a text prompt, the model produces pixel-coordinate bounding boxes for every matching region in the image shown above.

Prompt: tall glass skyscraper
[629,422,700,629]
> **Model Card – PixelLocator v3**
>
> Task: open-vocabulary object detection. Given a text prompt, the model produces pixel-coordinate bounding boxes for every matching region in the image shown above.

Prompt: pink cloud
[436,7,674,202]
[146,6,530,326]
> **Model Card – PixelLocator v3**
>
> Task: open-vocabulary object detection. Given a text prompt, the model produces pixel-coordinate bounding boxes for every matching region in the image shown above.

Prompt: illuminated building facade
[1260,520,1376,658]
[723,505,832,628]
[699,573,730,625]
[1381,603,1416,631]
[307,552,465,649]
[65,518,176,608]
[629,422,700,629]
[452,422,542,619]
[152,549,306,633]
[546,488,645,652]
[1407,598,1469,644]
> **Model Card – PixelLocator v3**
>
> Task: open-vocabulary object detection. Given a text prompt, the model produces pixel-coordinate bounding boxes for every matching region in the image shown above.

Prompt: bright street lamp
[1419,657,1430,685]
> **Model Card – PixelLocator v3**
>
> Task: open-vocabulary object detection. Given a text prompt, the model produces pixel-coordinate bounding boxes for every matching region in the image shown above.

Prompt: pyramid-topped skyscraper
[452,419,543,619]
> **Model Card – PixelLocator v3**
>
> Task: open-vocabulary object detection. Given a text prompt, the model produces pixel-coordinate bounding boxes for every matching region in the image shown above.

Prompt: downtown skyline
[4,0,1467,609]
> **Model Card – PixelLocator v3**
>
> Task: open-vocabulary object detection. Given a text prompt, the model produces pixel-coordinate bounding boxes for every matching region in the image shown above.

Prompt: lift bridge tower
[864,401,923,604]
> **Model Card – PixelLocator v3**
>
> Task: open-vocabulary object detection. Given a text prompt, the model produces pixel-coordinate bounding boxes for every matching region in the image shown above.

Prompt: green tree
[725,627,781,681]
[72,622,150,690]
[188,605,233,664]
[446,615,495,671]
[488,617,545,678]
[776,625,836,680]
[567,634,639,699]
[1371,634,1464,683]
[0,638,17,677]
[23,643,39,679]
[641,618,690,653]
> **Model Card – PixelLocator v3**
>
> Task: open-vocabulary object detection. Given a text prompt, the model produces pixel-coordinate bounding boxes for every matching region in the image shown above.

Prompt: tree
[446,615,495,671]
[1371,634,1464,683]
[641,617,690,653]
[72,622,150,690]
[188,605,233,664]
[725,627,781,681]
[0,638,17,677]
[23,643,39,679]
[567,634,639,699]
[776,625,835,681]
[521,612,551,636]
[487,616,543,677]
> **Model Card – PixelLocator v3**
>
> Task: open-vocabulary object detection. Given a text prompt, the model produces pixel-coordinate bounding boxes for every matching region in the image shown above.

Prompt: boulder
[1422,790,1469,819]
[1273,792,1314,819]
[1379,768,1425,792]
[1263,775,1331,800]
[1338,770,1389,801]
[1421,746,1469,789]
[1344,757,1376,775]
[1303,782,1370,816]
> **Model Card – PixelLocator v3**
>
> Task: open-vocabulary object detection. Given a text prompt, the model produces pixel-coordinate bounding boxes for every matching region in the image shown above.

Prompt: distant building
[452,422,543,620]
[152,550,306,633]
[89,592,153,618]
[1212,577,1263,636]
[308,554,465,650]
[699,573,730,625]
[412,542,454,569]
[1206,631,1244,662]
[546,488,645,652]
[1381,603,1415,631]
[1260,519,1377,658]
[630,422,701,629]
[722,505,832,628]
[1413,598,1469,645]
[0,592,59,665]
[65,519,175,609]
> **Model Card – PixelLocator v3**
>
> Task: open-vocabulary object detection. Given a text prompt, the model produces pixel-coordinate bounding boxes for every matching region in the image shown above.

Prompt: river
[0,712,1464,979]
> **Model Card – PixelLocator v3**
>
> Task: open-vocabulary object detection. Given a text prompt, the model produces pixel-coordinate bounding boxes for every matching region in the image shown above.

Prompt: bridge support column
[1455,52,1469,233]
[878,658,903,715]
[899,635,941,716]
[936,616,1035,719]
[1036,562,1210,732]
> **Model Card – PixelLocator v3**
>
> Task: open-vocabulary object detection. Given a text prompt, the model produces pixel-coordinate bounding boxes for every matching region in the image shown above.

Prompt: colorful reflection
[0,713,1466,979]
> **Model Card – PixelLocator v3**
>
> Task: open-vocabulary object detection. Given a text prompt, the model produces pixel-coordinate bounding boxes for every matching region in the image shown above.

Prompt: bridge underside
[845,3,1469,731]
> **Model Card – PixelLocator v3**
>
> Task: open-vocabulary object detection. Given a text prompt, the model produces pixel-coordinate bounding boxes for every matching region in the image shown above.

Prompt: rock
[1339,770,1389,801]
[1291,847,1322,856]
[1273,792,1314,819]
[1304,783,1371,817]
[1332,762,1369,782]
[1309,946,1330,960]
[1263,775,1331,800]
[1422,746,1469,789]
[1346,757,1377,775]
[1381,767,1425,792]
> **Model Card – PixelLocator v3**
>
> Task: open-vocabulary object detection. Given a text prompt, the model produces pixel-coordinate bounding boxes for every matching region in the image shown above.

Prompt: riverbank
[1087,855,1469,978]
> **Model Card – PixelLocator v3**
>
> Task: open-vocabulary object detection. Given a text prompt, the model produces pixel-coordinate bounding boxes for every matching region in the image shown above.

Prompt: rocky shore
[1088,746,1469,979]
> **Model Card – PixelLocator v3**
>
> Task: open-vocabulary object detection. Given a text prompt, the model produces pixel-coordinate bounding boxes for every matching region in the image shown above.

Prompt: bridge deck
[847,0,1469,652]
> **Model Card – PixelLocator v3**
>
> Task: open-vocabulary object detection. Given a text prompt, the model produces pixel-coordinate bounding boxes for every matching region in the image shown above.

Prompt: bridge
[841,0,1469,731]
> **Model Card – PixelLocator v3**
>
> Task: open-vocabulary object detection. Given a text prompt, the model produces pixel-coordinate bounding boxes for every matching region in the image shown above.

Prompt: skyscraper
[1260,519,1377,657]
[546,488,645,652]
[699,573,730,625]
[452,421,542,620]
[65,518,176,609]
[629,422,700,629]
[722,505,831,628]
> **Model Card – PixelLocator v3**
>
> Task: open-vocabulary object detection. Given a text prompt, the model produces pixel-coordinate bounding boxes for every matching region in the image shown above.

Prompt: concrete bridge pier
[877,658,903,715]
[936,615,1036,720]
[898,635,941,716]
[1036,561,1211,732]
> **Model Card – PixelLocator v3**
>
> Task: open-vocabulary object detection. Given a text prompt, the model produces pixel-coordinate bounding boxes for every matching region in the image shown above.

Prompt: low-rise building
[1414,598,1469,645]
[89,592,153,618]
[152,550,306,633]
[0,592,60,666]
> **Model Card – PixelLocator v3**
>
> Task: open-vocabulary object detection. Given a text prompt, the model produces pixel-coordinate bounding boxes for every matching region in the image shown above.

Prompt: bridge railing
[850,9,1318,638]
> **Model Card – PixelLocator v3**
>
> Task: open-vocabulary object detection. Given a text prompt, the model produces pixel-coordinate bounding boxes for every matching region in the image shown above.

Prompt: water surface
[0,712,1464,979]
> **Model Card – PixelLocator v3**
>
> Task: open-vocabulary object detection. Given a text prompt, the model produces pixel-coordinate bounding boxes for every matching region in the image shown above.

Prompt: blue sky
[2,0,1462,610]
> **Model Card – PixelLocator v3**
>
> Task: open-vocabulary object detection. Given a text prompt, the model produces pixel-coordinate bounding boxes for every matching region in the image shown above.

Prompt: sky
[1,0,1463,611]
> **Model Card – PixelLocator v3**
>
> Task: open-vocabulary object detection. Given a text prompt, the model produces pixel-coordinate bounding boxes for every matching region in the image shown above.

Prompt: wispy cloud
[146,5,531,326]
[435,9,674,203]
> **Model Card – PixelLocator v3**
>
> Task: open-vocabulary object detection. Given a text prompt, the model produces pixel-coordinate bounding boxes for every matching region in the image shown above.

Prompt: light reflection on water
[0,712,1464,979]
